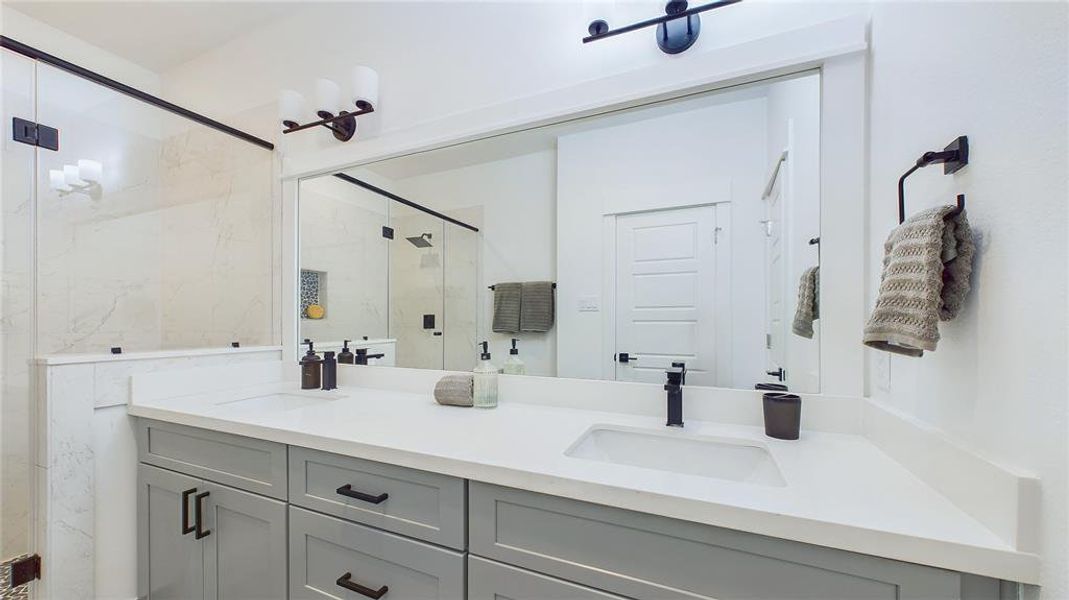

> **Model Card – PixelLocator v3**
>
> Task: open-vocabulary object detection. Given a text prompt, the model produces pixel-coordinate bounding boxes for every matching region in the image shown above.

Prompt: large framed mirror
[297,70,823,393]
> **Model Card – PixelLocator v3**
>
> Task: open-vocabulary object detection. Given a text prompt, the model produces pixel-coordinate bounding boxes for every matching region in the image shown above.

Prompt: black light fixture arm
[282,102,374,135]
[583,0,741,43]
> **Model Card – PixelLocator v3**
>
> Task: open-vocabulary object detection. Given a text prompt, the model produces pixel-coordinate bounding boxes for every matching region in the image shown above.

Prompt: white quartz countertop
[128,380,1038,583]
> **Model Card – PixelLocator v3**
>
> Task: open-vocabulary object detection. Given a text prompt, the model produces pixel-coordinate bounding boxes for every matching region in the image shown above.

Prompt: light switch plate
[577,296,600,312]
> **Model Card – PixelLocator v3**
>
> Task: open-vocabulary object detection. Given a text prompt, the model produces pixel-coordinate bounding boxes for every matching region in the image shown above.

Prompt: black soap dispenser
[338,340,355,364]
[300,340,322,390]
[321,351,337,390]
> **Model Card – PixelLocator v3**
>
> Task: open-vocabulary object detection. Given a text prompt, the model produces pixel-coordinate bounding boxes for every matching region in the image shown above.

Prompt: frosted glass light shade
[49,169,70,191]
[63,164,86,186]
[278,89,305,124]
[314,78,342,114]
[78,159,102,183]
[350,66,379,108]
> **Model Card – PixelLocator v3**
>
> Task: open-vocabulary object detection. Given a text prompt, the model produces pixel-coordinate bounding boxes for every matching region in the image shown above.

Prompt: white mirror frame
[282,16,869,397]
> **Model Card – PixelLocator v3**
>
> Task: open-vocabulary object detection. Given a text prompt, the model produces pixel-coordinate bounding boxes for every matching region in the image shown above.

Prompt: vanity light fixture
[584,0,741,55]
[279,66,379,142]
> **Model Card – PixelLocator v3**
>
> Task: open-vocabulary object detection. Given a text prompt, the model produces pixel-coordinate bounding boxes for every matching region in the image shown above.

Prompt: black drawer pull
[194,491,211,539]
[336,572,388,599]
[181,488,197,535]
[336,484,389,504]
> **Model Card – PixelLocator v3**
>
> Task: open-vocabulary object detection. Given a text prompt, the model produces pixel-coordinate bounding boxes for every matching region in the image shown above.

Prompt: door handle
[766,368,785,381]
[181,488,197,535]
[336,572,388,599]
[616,353,638,364]
[193,491,211,539]
[336,484,389,504]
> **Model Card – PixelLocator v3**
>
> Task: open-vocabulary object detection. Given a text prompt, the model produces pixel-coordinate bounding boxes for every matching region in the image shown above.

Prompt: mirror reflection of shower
[406,232,434,248]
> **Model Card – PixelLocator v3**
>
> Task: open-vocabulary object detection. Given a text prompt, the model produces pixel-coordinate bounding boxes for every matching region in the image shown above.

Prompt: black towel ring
[898,136,969,224]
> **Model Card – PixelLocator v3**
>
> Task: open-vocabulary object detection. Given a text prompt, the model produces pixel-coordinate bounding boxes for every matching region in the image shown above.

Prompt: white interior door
[614,206,717,385]
[763,163,788,381]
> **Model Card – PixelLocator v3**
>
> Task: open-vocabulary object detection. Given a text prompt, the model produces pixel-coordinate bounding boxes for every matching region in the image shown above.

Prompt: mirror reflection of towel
[792,267,820,339]
[492,282,522,333]
[520,281,555,332]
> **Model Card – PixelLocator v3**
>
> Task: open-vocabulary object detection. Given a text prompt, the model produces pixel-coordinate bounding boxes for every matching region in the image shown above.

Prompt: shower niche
[298,173,479,371]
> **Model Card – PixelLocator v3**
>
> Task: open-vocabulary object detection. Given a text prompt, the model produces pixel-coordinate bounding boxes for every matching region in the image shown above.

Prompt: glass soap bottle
[502,338,527,375]
[473,341,499,408]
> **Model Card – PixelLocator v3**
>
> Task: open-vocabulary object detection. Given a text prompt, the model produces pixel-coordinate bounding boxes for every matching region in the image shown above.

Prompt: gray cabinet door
[289,506,465,600]
[202,482,288,600]
[138,464,206,600]
[469,556,629,600]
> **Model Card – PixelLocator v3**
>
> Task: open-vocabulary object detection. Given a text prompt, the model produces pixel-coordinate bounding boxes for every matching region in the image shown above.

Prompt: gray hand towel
[792,266,820,339]
[520,281,555,332]
[492,282,522,333]
[434,374,473,407]
[864,206,975,356]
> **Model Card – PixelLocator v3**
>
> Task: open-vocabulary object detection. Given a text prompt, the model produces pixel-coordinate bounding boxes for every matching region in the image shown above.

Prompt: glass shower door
[0,48,37,564]
[389,204,445,369]
[443,222,479,371]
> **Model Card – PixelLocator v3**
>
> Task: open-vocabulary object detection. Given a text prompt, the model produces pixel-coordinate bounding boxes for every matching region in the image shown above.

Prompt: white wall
[556,98,768,387]
[863,4,1067,598]
[393,150,558,375]
[149,2,1068,596]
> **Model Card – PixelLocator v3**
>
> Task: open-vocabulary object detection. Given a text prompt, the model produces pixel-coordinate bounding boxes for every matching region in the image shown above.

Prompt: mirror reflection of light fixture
[279,66,379,142]
[50,159,102,195]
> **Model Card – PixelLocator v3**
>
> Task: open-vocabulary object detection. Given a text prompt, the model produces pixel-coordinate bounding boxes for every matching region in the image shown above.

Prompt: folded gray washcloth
[791,266,820,339]
[864,206,975,356]
[434,374,473,407]
[492,282,522,333]
[520,281,555,332]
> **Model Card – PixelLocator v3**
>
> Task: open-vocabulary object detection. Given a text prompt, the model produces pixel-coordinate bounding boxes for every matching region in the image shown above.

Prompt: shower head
[406,232,434,248]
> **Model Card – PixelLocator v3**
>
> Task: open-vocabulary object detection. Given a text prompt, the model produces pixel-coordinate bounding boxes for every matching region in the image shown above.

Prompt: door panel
[139,464,205,600]
[202,482,288,600]
[615,207,717,385]
[764,170,787,379]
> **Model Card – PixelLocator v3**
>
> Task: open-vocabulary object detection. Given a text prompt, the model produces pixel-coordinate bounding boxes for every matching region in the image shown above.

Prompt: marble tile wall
[298,176,389,344]
[35,347,282,600]
[34,67,276,356]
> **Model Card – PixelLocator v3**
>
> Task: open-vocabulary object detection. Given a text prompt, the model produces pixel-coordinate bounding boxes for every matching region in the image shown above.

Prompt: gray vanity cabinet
[138,464,206,600]
[469,482,990,600]
[137,463,288,600]
[468,557,630,600]
[289,507,465,599]
[137,419,1003,600]
[201,481,288,600]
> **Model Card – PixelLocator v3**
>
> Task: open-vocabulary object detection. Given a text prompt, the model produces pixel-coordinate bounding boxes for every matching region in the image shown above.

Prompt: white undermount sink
[565,425,786,487]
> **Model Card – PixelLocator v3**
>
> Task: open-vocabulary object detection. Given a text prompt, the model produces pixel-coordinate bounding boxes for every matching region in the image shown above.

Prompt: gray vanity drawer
[137,419,288,500]
[289,506,465,600]
[469,482,968,600]
[469,556,628,600]
[289,447,466,549]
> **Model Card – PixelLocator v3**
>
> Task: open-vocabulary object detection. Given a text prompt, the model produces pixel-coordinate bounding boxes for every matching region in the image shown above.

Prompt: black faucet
[354,348,386,365]
[665,362,686,427]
